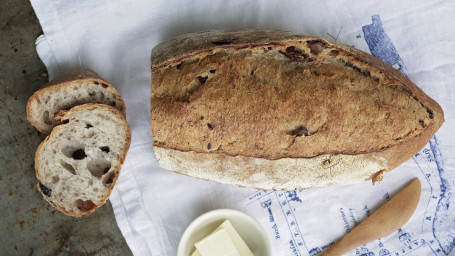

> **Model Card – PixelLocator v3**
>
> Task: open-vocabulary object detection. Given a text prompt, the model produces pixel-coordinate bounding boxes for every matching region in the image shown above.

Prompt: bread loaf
[150,30,444,189]
[35,104,131,217]
[26,69,126,134]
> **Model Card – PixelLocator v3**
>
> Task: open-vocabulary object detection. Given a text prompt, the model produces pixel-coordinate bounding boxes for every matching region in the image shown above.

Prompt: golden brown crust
[34,104,131,217]
[150,30,444,188]
[26,68,126,134]
[151,30,317,69]
[46,68,101,87]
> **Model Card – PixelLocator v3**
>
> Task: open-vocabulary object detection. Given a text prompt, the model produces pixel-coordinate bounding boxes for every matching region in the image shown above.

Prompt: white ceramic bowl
[177,209,271,256]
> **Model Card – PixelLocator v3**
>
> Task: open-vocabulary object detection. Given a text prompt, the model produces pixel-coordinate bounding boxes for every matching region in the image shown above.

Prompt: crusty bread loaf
[150,30,444,189]
[35,104,131,217]
[26,69,126,134]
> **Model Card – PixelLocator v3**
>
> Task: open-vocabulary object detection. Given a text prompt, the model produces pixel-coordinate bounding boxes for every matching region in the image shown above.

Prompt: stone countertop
[0,1,133,255]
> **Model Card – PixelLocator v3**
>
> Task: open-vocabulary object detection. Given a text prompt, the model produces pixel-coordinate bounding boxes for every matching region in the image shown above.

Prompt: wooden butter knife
[321,178,421,256]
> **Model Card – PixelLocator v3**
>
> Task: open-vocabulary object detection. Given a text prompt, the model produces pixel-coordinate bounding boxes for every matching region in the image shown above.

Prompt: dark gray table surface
[0,1,133,255]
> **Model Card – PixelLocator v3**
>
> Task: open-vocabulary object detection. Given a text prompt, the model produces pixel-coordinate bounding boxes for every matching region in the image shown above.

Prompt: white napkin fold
[30,0,455,255]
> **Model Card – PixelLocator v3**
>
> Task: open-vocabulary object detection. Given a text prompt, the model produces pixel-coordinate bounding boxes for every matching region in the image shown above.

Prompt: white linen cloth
[30,0,455,255]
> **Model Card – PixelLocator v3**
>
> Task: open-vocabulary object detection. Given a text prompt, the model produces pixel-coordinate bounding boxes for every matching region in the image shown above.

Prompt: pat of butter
[195,228,240,256]
[191,249,202,256]
[191,220,254,256]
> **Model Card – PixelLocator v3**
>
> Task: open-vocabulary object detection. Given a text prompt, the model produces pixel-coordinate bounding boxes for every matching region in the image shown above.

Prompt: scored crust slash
[150,29,444,190]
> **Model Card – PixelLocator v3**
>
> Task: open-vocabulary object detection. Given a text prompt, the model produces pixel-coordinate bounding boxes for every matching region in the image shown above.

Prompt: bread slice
[35,104,131,217]
[150,30,444,189]
[26,69,126,134]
